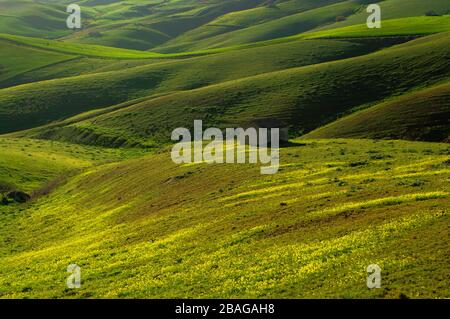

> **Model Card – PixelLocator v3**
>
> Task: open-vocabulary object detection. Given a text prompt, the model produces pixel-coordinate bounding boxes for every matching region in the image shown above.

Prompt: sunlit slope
[0,34,169,88]
[156,0,348,52]
[155,0,361,52]
[0,137,141,194]
[303,82,450,142]
[0,39,75,84]
[0,34,175,59]
[0,37,392,134]
[25,33,450,147]
[0,45,167,89]
[64,0,269,50]
[315,0,450,31]
[0,0,79,38]
[154,0,450,53]
[306,15,450,38]
[2,0,448,51]
[0,139,448,298]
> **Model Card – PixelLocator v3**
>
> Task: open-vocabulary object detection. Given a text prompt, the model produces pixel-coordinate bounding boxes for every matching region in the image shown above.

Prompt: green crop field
[0,0,449,301]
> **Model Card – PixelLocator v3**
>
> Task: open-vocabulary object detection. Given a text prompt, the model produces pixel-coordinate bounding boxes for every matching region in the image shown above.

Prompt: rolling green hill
[0,38,75,83]
[64,0,270,50]
[315,0,450,31]
[15,32,450,147]
[0,0,74,38]
[0,138,448,298]
[155,0,348,52]
[0,137,143,194]
[305,15,450,39]
[0,33,177,59]
[0,0,449,300]
[0,36,400,135]
[153,0,450,53]
[303,81,450,142]
[2,0,448,52]
[0,35,172,88]
[155,0,361,52]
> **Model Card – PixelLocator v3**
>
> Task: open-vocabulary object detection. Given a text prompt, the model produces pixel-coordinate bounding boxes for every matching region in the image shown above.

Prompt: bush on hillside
[425,11,441,16]
[88,31,103,38]
[0,181,15,193]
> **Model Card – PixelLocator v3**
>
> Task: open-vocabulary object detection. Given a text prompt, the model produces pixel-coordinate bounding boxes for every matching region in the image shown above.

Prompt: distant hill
[2,0,448,51]
[7,32,448,147]
[303,81,450,142]
[1,36,401,136]
[1,0,449,300]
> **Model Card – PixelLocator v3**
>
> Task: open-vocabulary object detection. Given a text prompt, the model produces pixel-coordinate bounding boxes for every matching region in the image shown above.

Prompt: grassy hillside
[0,39,75,83]
[0,33,178,59]
[155,0,361,52]
[306,15,450,38]
[0,35,169,89]
[0,57,168,89]
[303,82,450,142]
[0,0,449,301]
[157,0,347,51]
[0,138,448,298]
[20,32,450,147]
[64,0,269,50]
[0,37,396,135]
[0,0,75,38]
[315,0,450,31]
[154,0,450,53]
[2,13,446,89]
[2,0,448,52]
[0,137,144,195]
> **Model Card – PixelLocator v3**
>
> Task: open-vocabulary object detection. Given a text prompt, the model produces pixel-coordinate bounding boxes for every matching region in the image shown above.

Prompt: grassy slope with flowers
[0,138,448,298]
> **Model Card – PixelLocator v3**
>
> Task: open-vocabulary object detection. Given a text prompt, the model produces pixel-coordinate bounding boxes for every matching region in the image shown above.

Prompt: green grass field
[0,138,144,193]
[0,138,448,298]
[0,39,75,83]
[0,0,449,300]
[315,0,450,31]
[1,35,407,135]
[0,0,74,38]
[305,16,450,38]
[155,0,362,52]
[303,81,450,142]
[11,32,448,147]
[0,33,177,59]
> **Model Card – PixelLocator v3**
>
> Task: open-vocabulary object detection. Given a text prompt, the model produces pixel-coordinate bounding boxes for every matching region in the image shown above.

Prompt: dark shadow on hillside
[280,140,308,148]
